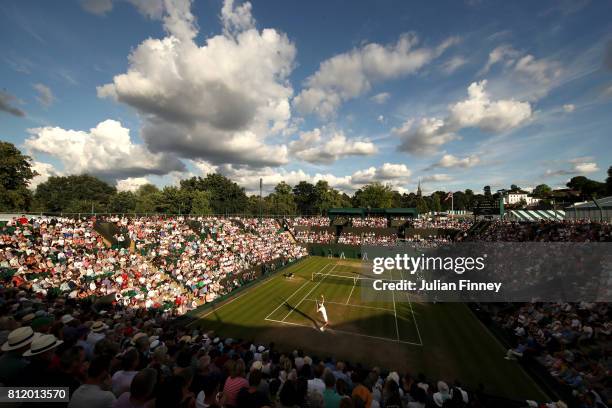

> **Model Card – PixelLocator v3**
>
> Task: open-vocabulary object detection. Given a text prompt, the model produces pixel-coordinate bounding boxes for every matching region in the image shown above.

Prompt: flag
[444,192,453,202]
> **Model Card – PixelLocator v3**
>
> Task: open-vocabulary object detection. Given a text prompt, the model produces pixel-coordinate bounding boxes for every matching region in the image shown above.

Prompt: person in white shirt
[316,295,329,331]
[69,357,116,408]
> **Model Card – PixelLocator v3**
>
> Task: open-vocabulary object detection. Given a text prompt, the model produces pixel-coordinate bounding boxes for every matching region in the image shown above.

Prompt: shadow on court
[281,298,320,329]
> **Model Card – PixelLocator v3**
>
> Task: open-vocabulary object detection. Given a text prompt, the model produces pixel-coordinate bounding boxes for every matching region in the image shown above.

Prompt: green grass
[189,256,548,401]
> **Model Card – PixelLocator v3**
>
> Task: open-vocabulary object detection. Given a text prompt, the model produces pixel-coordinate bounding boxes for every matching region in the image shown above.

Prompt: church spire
[416,179,422,197]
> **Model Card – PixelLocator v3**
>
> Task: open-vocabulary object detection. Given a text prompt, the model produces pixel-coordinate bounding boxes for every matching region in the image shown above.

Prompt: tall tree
[134,184,160,213]
[606,165,612,195]
[353,182,394,208]
[532,184,552,198]
[567,176,606,198]
[33,175,115,213]
[180,174,248,214]
[292,181,316,215]
[0,141,37,211]
[483,185,492,197]
[190,190,213,215]
[267,182,297,215]
[109,191,137,213]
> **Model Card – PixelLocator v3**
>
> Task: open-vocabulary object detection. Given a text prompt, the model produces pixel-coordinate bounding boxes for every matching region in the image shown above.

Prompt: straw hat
[23,334,63,357]
[91,321,108,333]
[2,327,36,351]
[21,313,36,323]
[61,314,75,324]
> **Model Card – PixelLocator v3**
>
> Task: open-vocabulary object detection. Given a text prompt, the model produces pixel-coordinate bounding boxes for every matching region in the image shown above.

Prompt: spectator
[69,357,116,408]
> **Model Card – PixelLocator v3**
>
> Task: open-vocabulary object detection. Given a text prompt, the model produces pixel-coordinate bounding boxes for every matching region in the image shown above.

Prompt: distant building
[502,190,540,206]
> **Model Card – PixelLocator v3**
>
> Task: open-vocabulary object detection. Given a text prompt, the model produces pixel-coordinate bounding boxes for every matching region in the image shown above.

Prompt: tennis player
[316,294,329,331]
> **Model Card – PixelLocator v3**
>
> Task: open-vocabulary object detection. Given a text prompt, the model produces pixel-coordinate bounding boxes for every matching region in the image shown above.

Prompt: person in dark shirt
[236,369,269,408]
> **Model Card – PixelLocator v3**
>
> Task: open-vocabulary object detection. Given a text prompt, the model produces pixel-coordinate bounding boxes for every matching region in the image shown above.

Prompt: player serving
[316,294,329,331]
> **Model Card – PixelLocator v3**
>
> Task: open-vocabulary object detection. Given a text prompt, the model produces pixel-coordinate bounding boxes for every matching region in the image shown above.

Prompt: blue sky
[1,0,611,194]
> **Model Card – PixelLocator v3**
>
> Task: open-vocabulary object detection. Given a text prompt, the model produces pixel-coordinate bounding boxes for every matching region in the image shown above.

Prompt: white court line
[304,298,394,313]
[187,267,282,327]
[390,268,400,341]
[264,262,331,320]
[265,317,422,346]
[345,278,357,304]
[399,269,423,346]
[280,263,337,322]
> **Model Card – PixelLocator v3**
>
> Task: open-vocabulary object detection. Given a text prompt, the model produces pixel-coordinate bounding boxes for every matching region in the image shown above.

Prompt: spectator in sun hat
[21,312,36,324]
[88,321,108,346]
[0,326,36,385]
[20,334,64,387]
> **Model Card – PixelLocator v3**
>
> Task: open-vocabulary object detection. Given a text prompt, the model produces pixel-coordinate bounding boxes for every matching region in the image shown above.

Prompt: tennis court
[264,261,422,345]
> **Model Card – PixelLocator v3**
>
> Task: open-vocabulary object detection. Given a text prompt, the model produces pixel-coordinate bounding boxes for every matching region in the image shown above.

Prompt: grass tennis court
[189,256,547,401]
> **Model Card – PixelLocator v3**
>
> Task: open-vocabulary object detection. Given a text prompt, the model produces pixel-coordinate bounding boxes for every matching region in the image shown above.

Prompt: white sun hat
[23,334,63,357]
[91,321,108,333]
[2,327,36,352]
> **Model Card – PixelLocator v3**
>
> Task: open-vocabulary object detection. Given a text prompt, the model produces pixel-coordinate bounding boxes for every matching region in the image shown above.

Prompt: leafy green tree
[109,191,137,213]
[431,192,442,212]
[606,166,612,195]
[180,174,247,214]
[353,182,394,208]
[267,182,297,215]
[416,196,429,214]
[567,176,606,198]
[483,185,491,197]
[33,175,115,213]
[155,186,191,214]
[190,190,212,215]
[134,184,160,213]
[292,181,316,215]
[532,184,552,198]
[0,141,37,211]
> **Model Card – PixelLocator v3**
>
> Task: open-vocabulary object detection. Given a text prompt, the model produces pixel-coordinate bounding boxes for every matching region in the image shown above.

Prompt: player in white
[316,294,329,331]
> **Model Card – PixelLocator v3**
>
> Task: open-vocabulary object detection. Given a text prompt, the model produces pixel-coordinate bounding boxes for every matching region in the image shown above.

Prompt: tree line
[2,141,611,215]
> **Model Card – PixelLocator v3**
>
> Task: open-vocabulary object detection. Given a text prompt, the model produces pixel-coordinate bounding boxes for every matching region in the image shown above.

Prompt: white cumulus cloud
[116,177,152,191]
[293,34,459,119]
[396,80,531,155]
[29,161,61,189]
[429,154,481,169]
[24,119,184,181]
[97,0,296,168]
[288,128,377,164]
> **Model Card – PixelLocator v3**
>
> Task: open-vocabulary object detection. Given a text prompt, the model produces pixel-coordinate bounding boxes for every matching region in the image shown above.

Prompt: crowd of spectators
[337,232,398,246]
[0,279,500,408]
[468,220,612,242]
[2,215,610,408]
[351,217,388,228]
[1,216,307,313]
[294,230,335,244]
[410,219,473,231]
[468,220,612,407]
[287,217,330,228]
[485,302,611,407]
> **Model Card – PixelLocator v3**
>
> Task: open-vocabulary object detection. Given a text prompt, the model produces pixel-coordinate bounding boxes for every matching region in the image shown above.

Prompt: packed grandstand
[0,214,610,408]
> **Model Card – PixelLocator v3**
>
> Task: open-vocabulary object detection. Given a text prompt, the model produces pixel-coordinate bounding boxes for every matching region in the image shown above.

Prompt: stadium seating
[1,215,610,407]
